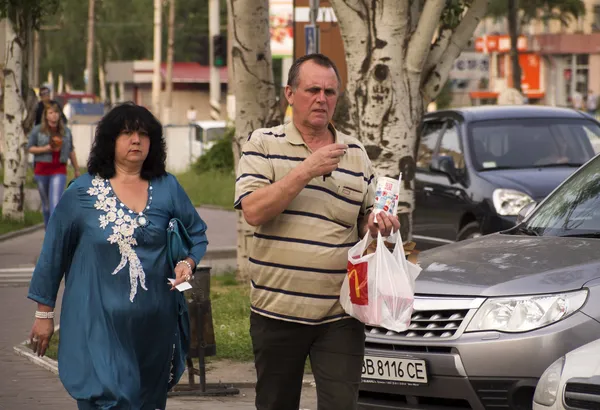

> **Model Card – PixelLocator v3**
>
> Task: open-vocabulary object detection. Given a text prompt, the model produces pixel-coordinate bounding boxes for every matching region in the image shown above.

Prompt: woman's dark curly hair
[87,102,167,180]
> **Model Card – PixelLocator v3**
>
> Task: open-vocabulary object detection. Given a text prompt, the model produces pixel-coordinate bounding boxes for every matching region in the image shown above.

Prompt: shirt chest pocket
[327,181,365,228]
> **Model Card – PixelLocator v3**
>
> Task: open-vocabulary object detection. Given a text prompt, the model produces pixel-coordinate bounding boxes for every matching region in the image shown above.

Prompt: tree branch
[422,0,489,101]
[405,0,445,77]
[423,28,451,80]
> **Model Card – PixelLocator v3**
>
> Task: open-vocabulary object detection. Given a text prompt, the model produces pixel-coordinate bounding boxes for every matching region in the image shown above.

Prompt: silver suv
[359,154,600,409]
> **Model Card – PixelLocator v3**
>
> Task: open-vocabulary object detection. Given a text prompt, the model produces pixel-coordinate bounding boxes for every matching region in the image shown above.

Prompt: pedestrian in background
[27,101,80,228]
[235,53,399,410]
[34,86,67,125]
[587,89,597,116]
[27,102,208,409]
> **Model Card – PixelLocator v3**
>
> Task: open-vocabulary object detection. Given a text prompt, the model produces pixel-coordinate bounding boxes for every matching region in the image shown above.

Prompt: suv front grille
[565,383,600,409]
[365,309,469,339]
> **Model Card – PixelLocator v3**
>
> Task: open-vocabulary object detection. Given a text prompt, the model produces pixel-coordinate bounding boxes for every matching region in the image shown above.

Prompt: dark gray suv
[359,153,600,409]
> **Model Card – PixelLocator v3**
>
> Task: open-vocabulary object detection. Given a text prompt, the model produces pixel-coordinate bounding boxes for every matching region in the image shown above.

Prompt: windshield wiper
[559,232,600,238]
[535,163,583,168]
[515,225,540,236]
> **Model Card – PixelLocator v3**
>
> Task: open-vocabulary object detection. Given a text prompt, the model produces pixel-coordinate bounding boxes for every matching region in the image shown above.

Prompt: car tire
[457,221,482,241]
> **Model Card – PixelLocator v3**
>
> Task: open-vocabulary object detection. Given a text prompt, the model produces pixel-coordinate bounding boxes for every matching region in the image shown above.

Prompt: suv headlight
[534,356,565,406]
[466,290,588,332]
[493,189,534,216]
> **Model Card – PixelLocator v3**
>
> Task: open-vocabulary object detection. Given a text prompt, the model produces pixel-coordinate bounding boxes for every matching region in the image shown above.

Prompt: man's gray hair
[287,53,342,90]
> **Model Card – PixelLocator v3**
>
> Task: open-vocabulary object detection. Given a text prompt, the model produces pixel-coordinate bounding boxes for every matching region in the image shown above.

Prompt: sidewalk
[0,212,318,409]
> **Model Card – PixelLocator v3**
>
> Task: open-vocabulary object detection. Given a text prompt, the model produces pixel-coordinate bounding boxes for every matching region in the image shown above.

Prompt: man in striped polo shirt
[235,53,400,410]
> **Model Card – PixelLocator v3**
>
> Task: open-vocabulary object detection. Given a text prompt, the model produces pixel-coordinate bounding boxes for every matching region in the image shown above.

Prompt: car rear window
[468,118,600,171]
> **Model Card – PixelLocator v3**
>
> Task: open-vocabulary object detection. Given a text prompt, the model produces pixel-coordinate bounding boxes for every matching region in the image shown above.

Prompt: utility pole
[164,0,176,124]
[85,0,96,95]
[209,0,221,120]
[305,0,320,54]
[226,0,235,123]
[507,0,522,93]
[152,0,163,119]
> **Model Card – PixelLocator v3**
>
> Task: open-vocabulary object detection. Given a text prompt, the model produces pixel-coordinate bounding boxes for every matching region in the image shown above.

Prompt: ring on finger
[184,274,191,282]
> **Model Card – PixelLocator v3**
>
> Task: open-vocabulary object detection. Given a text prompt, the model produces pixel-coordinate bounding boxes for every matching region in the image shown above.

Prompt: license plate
[362,355,428,384]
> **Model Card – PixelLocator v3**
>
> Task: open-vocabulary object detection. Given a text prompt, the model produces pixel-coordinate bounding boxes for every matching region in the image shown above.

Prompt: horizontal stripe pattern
[235,173,272,183]
[251,305,349,325]
[306,184,363,206]
[251,280,339,300]
[281,209,351,228]
[235,123,376,324]
[254,232,357,248]
[249,257,347,274]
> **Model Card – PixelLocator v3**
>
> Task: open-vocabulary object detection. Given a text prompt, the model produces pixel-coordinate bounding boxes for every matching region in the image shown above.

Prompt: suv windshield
[469,119,600,171]
[521,155,600,237]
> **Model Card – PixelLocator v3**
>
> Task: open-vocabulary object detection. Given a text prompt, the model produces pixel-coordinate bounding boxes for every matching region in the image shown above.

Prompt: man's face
[39,89,50,103]
[285,60,339,131]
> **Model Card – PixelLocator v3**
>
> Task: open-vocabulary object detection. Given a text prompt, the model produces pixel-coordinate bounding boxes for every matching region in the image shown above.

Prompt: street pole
[226,0,235,123]
[165,0,176,124]
[305,0,320,54]
[152,0,163,119]
[85,0,96,95]
[209,0,221,120]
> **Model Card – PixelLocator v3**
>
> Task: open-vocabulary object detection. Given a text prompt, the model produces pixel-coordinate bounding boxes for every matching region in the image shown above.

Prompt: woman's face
[46,109,60,125]
[114,130,151,166]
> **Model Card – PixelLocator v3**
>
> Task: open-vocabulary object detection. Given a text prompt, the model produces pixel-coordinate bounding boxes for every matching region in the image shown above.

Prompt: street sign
[305,24,320,55]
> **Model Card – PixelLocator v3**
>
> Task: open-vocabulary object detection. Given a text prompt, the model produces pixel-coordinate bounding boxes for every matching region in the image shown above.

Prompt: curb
[0,223,44,243]
[203,246,237,259]
[13,343,59,375]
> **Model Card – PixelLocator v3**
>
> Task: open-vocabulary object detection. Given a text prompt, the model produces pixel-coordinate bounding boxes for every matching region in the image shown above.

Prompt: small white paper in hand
[167,278,193,292]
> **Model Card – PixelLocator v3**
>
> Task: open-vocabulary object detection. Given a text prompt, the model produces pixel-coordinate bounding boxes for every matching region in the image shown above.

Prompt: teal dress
[28,173,208,410]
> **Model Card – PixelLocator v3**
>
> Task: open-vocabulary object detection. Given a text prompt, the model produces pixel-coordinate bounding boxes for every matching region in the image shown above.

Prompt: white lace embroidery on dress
[88,175,147,302]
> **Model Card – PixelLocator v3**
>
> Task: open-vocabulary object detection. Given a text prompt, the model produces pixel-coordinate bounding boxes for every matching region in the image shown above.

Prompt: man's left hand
[366,211,400,238]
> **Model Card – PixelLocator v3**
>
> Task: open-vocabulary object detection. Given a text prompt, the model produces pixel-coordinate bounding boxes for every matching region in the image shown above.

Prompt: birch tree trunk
[85,0,95,95]
[2,18,27,221]
[227,0,282,280]
[329,0,489,240]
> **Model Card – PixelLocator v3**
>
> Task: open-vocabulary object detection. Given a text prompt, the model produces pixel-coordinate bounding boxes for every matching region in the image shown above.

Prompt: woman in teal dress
[28,102,208,409]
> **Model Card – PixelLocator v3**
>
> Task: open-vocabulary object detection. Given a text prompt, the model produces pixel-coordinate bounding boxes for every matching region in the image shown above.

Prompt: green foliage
[209,273,253,362]
[39,0,228,91]
[0,0,59,30]
[193,128,235,173]
[487,0,586,26]
[176,169,235,209]
[440,0,474,29]
[435,80,454,110]
[0,208,44,234]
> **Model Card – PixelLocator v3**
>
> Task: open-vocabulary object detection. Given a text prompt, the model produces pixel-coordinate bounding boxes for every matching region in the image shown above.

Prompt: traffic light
[212,34,227,67]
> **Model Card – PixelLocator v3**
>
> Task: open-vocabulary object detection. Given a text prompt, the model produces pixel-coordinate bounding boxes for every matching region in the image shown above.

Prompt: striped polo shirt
[234,121,376,325]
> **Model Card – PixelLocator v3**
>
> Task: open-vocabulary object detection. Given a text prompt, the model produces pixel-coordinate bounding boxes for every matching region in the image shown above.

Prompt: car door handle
[424,187,434,193]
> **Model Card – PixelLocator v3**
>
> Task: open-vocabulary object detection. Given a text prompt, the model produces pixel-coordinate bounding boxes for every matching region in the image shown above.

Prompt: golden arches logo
[348,268,361,298]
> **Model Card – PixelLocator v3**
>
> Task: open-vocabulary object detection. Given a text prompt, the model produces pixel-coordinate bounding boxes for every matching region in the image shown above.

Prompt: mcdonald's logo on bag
[347,261,369,305]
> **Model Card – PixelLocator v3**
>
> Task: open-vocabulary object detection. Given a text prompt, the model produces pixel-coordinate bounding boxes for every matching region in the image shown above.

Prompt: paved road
[0,206,237,286]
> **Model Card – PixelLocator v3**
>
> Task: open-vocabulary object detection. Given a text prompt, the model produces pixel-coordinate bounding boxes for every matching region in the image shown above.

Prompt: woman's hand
[30,318,54,357]
[74,169,81,178]
[171,259,194,290]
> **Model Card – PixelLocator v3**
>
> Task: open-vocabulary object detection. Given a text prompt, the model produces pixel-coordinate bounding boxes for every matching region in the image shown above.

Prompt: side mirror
[516,202,537,225]
[431,156,457,183]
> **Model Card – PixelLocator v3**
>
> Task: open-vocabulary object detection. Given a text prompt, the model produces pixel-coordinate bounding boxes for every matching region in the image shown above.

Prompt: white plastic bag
[340,231,422,332]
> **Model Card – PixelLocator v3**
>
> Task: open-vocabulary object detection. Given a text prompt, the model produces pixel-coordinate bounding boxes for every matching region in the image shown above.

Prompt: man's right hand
[301,143,348,179]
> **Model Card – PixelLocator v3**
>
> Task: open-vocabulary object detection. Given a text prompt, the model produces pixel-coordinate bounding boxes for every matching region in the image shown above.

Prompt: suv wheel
[457,221,482,241]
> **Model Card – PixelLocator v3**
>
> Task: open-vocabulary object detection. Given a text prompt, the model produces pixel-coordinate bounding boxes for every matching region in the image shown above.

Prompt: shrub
[193,127,235,173]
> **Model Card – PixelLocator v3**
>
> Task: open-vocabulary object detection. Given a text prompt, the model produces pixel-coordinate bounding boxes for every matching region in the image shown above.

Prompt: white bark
[330,0,489,239]
[423,0,489,101]
[2,19,27,221]
[228,0,281,279]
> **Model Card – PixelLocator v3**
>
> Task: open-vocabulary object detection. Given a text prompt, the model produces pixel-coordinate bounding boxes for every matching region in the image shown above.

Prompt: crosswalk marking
[0,266,34,285]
